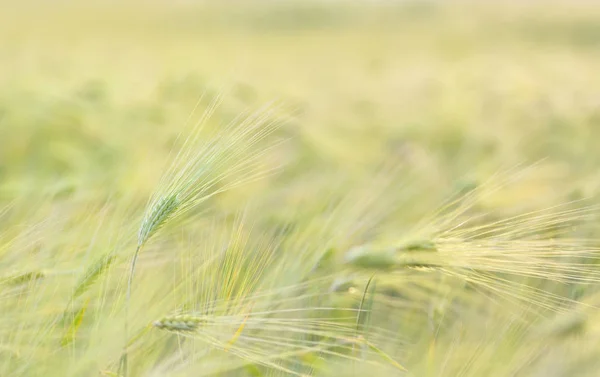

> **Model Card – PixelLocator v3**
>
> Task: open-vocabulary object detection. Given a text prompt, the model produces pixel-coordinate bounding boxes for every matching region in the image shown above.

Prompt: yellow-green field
[2,2,600,376]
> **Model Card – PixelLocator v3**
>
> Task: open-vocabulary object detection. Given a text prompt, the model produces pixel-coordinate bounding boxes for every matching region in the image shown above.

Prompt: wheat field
[1,1,600,376]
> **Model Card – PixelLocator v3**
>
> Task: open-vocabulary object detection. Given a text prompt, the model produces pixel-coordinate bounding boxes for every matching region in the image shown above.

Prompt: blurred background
[3,2,600,376]
[2,0,600,204]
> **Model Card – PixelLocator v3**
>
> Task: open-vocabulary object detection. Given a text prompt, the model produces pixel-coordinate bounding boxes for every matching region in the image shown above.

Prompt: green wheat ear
[137,193,180,247]
[0,270,45,287]
[344,242,440,271]
[127,194,180,312]
[73,253,116,299]
[152,314,207,333]
[344,246,397,270]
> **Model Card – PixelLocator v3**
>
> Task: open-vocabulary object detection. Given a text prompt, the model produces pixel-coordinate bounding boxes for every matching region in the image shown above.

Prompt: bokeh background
[2,1,600,201]
[2,1,600,376]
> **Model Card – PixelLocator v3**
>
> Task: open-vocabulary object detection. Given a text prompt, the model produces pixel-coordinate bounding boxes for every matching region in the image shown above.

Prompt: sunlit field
[2,1,600,376]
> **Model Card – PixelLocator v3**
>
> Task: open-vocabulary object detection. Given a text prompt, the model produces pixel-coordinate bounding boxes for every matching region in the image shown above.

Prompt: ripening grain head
[344,166,600,318]
[136,96,284,248]
[153,315,206,332]
[137,194,179,248]
[122,96,285,376]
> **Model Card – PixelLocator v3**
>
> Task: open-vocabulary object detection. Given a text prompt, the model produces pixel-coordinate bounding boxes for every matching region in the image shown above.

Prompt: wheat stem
[121,244,142,377]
